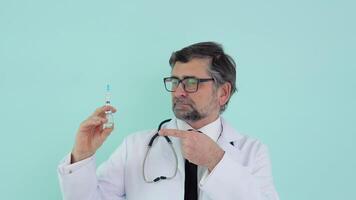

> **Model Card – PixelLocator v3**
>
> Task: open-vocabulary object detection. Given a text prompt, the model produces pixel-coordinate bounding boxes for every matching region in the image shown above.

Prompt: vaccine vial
[103,84,114,129]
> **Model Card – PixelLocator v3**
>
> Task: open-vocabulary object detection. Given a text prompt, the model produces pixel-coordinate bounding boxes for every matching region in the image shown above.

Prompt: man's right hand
[71,105,117,164]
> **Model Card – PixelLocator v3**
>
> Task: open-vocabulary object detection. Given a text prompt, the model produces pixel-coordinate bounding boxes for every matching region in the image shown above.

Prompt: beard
[172,97,206,121]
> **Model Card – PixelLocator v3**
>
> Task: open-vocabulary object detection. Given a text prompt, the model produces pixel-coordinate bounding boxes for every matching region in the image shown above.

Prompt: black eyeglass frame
[163,76,215,93]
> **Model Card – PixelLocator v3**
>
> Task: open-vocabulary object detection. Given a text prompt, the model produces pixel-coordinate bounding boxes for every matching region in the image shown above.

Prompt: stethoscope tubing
[142,119,179,183]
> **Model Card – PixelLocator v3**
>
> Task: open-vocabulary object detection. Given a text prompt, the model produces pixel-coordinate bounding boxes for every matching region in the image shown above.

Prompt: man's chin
[173,110,202,121]
[173,109,187,117]
[173,108,189,118]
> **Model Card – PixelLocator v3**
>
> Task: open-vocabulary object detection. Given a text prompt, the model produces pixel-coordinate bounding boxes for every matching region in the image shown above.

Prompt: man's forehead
[171,58,211,77]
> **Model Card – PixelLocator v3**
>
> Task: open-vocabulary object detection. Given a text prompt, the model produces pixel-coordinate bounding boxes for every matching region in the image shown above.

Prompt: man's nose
[173,82,187,97]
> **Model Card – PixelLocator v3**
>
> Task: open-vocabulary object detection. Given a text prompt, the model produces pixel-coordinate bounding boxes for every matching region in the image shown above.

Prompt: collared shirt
[176,117,222,199]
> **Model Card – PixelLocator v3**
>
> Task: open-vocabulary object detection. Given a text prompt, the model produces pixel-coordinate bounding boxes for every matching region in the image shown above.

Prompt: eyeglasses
[163,76,214,93]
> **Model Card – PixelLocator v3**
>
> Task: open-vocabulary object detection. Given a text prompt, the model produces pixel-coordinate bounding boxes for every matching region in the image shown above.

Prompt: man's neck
[185,115,220,130]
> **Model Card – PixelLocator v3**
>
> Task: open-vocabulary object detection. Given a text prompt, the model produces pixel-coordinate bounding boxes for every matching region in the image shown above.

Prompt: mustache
[173,97,193,105]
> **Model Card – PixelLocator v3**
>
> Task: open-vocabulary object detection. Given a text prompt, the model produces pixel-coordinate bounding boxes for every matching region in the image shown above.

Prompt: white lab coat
[58,117,279,200]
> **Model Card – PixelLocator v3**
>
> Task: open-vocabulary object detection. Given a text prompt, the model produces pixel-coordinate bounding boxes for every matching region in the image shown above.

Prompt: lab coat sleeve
[57,138,128,200]
[199,144,279,200]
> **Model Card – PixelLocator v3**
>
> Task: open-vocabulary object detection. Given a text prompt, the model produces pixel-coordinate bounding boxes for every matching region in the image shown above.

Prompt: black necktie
[184,159,198,200]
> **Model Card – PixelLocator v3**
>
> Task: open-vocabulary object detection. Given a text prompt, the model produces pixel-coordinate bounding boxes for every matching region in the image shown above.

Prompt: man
[57,42,279,200]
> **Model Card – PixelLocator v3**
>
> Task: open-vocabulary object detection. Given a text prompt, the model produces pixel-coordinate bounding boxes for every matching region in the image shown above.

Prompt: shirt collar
[176,117,222,142]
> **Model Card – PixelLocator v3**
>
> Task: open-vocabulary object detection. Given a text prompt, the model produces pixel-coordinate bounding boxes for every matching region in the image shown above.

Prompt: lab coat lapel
[217,118,245,161]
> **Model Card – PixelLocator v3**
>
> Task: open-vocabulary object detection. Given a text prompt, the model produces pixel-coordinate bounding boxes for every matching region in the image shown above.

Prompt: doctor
[58,42,279,200]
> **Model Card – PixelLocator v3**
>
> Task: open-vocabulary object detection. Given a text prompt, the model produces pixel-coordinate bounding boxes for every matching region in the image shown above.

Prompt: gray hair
[169,41,237,112]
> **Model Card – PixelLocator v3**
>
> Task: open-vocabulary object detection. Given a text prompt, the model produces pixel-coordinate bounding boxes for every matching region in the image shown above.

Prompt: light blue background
[0,0,355,199]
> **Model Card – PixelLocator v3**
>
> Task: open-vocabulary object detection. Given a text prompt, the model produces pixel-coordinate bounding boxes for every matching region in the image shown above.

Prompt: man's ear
[218,82,231,107]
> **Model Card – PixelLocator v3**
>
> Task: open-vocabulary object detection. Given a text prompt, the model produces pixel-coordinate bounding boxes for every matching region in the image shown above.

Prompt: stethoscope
[142,119,178,183]
[142,118,228,183]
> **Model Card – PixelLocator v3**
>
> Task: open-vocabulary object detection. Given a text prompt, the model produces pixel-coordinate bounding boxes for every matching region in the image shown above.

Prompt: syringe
[103,84,114,129]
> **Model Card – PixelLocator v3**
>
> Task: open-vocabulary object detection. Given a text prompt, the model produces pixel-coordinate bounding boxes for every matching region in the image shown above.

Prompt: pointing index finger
[158,129,188,139]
